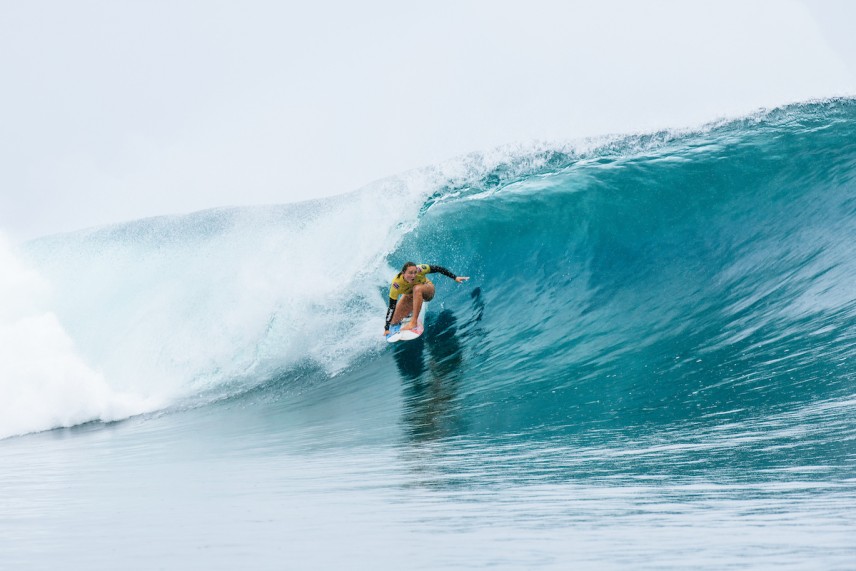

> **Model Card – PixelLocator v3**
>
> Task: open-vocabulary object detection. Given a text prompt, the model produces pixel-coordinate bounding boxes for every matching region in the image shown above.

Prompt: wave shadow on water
[394,309,471,443]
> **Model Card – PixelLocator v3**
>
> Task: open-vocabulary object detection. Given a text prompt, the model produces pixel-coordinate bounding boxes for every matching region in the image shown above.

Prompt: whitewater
[2,98,855,569]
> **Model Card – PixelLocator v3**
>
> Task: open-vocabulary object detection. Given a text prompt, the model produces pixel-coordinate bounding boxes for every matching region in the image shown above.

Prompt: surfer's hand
[456,276,469,283]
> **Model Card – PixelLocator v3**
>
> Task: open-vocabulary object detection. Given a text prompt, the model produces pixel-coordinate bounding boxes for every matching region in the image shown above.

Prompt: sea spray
[0,234,154,439]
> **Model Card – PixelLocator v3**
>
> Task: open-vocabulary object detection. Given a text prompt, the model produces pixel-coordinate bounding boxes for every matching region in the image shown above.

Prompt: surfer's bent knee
[415,283,436,301]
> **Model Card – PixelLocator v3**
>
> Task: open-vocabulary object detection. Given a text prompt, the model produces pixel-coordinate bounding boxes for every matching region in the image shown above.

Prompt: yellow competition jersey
[388,264,434,301]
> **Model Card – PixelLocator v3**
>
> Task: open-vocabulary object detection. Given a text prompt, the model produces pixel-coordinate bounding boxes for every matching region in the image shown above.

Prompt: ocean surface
[2,98,855,569]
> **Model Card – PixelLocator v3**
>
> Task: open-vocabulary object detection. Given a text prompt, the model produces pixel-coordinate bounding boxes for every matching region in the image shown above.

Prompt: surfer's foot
[401,320,417,331]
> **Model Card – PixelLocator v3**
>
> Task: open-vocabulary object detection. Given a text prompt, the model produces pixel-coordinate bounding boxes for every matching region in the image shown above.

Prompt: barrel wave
[394,98,856,455]
[3,99,855,569]
[7,99,856,450]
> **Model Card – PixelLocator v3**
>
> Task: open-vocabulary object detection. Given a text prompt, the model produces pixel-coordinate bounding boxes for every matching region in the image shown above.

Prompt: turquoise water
[2,99,855,569]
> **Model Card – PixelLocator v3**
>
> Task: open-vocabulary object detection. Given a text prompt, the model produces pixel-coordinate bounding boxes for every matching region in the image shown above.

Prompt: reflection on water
[396,310,465,442]
[391,336,426,381]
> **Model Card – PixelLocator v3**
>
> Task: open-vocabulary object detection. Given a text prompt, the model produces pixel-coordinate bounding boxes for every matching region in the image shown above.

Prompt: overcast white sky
[1,0,854,241]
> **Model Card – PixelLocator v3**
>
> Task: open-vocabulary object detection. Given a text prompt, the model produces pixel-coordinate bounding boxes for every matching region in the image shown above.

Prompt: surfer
[384,262,469,335]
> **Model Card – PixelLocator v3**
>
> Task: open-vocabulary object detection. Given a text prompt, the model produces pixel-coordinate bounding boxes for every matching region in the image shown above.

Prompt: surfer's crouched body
[384,262,469,335]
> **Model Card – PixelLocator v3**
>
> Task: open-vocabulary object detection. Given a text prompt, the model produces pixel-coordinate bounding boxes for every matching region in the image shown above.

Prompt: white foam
[13,172,448,428]
[0,234,156,439]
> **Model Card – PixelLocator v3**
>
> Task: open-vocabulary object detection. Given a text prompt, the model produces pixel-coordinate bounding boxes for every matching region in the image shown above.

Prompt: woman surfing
[384,262,469,336]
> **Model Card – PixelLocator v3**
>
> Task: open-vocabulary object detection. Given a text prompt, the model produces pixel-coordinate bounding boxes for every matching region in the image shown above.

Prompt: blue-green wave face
[390,99,856,456]
[7,99,856,467]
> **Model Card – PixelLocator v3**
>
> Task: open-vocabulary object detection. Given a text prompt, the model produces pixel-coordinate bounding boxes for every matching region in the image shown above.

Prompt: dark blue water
[2,98,855,569]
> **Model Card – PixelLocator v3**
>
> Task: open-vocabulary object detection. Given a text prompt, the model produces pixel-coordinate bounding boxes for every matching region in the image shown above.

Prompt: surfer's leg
[402,284,434,330]
[391,295,413,325]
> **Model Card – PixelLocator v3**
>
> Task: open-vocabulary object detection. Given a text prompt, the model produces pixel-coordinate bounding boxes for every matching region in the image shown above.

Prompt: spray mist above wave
[421,97,856,211]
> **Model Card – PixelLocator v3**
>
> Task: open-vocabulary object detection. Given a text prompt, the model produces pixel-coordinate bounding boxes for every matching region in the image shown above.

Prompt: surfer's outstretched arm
[427,265,470,283]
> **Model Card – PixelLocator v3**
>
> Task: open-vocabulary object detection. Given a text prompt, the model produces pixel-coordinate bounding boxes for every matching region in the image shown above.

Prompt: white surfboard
[386,302,428,343]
